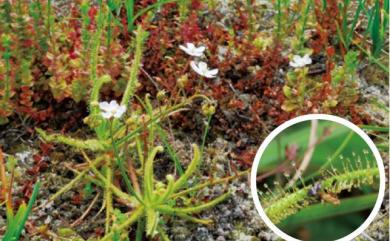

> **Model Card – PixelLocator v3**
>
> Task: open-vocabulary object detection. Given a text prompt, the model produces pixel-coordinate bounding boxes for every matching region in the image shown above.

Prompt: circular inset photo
[250,114,385,241]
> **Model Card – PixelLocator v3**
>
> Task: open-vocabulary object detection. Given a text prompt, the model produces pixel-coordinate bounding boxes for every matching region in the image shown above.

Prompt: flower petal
[102,112,113,119]
[289,61,299,68]
[303,54,312,65]
[208,68,218,76]
[196,46,206,53]
[109,100,119,108]
[99,101,111,112]
[198,62,208,71]
[292,55,301,63]
[190,61,203,76]
[114,105,127,118]
[187,43,195,49]
[204,73,216,78]
[191,51,203,57]
[179,45,188,52]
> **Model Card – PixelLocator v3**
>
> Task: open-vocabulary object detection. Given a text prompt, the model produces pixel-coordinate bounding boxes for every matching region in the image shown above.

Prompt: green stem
[81,151,136,205]
[105,133,113,233]
[109,122,143,204]
[156,125,184,175]
[131,0,179,24]
[100,207,144,241]
[116,94,211,146]
[200,115,212,156]
[301,130,354,183]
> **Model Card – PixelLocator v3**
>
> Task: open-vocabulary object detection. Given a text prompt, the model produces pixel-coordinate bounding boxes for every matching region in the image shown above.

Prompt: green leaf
[3,182,40,241]
[360,125,389,132]
[146,209,159,237]
[279,193,377,229]
[371,1,382,56]
[172,144,201,192]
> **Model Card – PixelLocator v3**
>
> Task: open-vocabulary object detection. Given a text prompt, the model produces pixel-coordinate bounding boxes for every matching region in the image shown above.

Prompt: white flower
[99,100,126,119]
[179,43,206,57]
[190,61,218,78]
[289,54,312,68]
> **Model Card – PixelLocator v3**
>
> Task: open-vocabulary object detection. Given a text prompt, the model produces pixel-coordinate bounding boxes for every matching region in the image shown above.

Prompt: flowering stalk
[89,3,107,114]
[105,153,113,233]
[121,25,148,107]
[294,0,313,51]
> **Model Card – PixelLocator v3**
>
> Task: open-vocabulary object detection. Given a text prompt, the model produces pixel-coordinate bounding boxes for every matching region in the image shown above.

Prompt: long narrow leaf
[3,182,40,241]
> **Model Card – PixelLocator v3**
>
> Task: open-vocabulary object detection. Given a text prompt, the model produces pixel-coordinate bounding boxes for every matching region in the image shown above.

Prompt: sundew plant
[0,0,388,240]
[257,120,380,241]
[33,5,234,241]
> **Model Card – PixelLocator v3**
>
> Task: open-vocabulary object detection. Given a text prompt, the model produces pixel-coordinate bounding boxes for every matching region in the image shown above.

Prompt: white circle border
[250,114,385,241]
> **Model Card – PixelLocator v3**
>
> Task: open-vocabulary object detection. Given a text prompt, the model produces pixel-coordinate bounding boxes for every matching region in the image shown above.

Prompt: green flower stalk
[121,25,148,107]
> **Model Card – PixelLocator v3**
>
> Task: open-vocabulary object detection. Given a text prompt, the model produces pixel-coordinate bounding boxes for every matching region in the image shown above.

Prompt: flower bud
[201,102,216,116]
[157,90,167,101]
[177,74,188,89]
[83,114,102,129]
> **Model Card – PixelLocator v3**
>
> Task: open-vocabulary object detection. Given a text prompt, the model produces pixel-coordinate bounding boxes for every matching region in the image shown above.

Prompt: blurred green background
[258,120,376,173]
